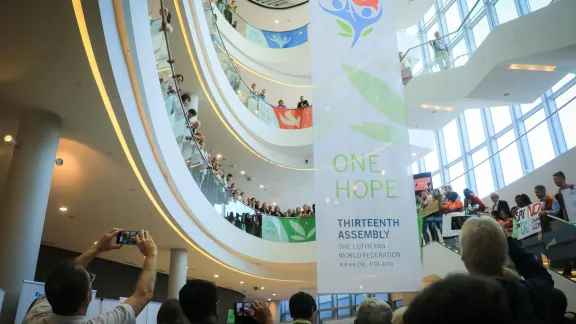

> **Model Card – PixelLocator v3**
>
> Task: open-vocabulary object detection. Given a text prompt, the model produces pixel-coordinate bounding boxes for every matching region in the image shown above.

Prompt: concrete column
[268,300,281,323]
[168,248,188,299]
[0,110,61,322]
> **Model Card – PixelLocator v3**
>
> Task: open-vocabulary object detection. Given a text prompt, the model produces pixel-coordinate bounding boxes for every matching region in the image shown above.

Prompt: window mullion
[483,108,505,189]
[544,95,567,154]
[510,105,532,173]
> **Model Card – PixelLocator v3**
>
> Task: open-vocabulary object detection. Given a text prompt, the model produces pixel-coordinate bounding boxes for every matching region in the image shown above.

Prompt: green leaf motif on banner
[349,123,409,143]
[289,220,306,236]
[336,19,353,33]
[306,228,316,239]
[338,32,352,38]
[361,28,374,36]
[342,64,406,125]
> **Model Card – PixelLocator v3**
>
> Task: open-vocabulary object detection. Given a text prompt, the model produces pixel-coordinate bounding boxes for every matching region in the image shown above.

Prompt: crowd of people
[417,171,574,275]
[23,220,575,324]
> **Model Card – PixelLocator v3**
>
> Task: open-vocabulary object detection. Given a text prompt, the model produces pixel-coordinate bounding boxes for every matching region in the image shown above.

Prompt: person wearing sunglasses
[24,228,158,324]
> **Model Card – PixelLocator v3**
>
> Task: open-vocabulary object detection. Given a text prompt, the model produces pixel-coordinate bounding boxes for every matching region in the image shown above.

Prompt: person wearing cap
[490,192,511,219]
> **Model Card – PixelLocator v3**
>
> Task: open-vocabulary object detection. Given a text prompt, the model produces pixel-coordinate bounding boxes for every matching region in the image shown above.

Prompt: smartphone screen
[116,231,140,245]
[234,302,254,317]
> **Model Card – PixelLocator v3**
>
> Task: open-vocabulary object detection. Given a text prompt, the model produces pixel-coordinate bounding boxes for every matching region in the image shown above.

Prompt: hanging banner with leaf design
[272,106,313,129]
[311,0,422,293]
[262,216,316,242]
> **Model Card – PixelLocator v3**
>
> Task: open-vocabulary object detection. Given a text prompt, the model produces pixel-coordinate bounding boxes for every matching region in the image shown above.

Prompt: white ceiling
[235,0,436,32]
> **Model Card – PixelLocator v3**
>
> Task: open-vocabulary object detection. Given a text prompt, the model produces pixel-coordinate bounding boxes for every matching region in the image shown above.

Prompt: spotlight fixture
[272,202,276,205]
[240,281,244,284]
[59,207,68,212]
[214,274,219,278]
[259,184,264,188]
[240,170,245,175]
[260,286,265,290]
[216,154,222,159]
[267,298,271,301]
[272,293,276,296]
[274,19,279,24]
[3,135,17,145]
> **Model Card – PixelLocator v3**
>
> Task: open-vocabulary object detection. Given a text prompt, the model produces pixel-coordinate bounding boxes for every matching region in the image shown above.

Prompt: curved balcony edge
[96,0,317,271]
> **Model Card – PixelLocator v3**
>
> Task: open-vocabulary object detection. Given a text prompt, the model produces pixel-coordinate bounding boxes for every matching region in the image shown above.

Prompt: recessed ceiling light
[216,154,222,159]
[214,274,219,278]
[267,298,271,301]
[272,293,276,296]
[94,241,97,245]
[421,104,453,111]
[240,281,244,284]
[274,19,279,24]
[508,64,556,72]
[241,170,245,175]
[411,153,417,157]
[260,286,265,290]
[272,202,276,205]
[381,170,386,175]
[186,266,189,269]
[59,207,68,212]
[4,135,17,145]
[259,184,264,188]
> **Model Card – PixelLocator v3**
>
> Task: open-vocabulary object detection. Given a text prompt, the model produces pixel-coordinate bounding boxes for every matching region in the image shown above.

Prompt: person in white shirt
[429,31,451,70]
[24,229,158,324]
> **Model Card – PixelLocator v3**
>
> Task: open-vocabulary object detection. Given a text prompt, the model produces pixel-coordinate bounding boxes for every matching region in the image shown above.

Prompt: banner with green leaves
[262,216,316,242]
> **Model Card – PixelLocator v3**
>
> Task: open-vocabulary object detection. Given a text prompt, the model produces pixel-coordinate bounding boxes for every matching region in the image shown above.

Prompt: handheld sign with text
[514,202,542,240]
[561,188,576,223]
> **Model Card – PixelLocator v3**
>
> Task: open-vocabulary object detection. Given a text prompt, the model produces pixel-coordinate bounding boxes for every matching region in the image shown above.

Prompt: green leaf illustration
[289,220,306,236]
[336,20,353,33]
[342,65,406,125]
[290,235,305,241]
[338,32,352,38]
[361,28,374,36]
[349,123,409,143]
[306,228,316,239]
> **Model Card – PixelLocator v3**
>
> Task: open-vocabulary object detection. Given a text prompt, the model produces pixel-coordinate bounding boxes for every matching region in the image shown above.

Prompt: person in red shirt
[463,188,486,213]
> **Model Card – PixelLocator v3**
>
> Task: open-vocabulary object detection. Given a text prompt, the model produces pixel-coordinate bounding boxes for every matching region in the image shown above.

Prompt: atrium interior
[0,0,575,323]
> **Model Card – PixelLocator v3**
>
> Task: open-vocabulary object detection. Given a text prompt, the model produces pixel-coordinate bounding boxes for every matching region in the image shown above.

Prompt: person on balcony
[463,188,486,213]
[297,96,310,108]
[490,192,512,219]
[553,171,574,221]
[429,31,451,71]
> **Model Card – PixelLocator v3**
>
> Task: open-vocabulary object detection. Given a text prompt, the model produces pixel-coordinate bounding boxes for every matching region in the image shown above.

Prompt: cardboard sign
[561,188,576,223]
[515,202,542,239]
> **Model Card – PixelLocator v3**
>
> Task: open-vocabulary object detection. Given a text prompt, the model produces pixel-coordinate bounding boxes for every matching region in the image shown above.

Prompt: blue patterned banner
[245,24,308,49]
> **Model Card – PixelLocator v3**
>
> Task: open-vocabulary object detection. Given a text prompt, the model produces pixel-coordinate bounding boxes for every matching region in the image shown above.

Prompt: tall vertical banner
[311,0,422,293]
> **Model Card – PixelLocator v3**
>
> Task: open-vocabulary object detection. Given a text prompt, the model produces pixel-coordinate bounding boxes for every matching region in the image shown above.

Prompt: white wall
[480,147,576,206]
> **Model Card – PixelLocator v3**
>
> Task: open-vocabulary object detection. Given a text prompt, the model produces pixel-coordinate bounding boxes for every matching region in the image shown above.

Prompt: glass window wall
[494,0,519,24]
[443,120,462,163]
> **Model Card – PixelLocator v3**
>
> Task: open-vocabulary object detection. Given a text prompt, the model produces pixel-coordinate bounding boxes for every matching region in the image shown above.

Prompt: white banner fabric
[311,0,422,293]
[561,188,576,223]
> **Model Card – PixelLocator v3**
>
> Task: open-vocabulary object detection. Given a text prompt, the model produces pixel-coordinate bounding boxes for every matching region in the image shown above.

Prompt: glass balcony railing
[400,0,557,78]
[150,0,315,242]
[214,3,308,49]
[433,215,576,281]
[203,1,313,129]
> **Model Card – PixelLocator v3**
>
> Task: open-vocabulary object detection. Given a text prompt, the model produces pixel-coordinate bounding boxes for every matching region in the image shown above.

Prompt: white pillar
[269,300,281,323]
[168,248,188,299]
[0,110,61,322]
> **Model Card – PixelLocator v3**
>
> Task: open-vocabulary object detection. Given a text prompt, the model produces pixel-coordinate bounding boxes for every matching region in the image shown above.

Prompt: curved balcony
[215,5,308,49]
[151,5,316,243]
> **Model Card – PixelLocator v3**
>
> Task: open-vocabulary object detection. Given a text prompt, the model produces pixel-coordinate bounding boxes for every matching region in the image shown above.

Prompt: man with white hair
[490,192,511,219]
[355,298,393,324]
[459,216,553,323]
